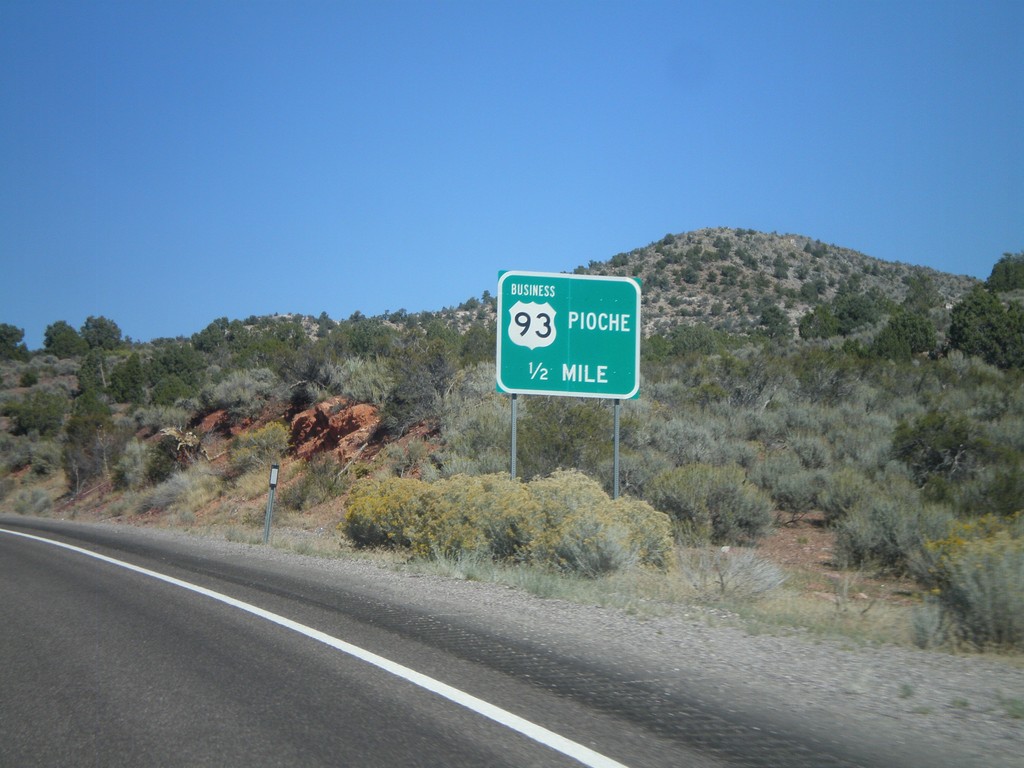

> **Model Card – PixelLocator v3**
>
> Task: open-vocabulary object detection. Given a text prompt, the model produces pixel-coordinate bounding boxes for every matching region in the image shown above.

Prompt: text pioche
[567,311,632,332]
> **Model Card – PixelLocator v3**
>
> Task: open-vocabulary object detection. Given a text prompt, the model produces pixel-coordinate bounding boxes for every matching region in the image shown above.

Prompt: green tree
[342,317,397,357]
[315,311,335,338]
[229,319,308,375]
[799,278,827,303]
[0,323,29,360]
[871,311,936,360]
[4,390,68,437]
[759,305,791,340]
[986,251,1024,292]
[949,285,1024,369]
[798,305,840,340]
[235,334,293,374]
[77,349,109,394]
[147,343,206,394]
[902,273,941,314]
[145,435,181,484]
[459,323,495,366]
[192,317,247,355]
[44,320,89,358]
[80,316,122,350]
[381,335,457,434]
[63,389,123,494]
[832,290,887,335]
[109,353,146,404]
[641,334,672,363]
[150,375,194,407]
[1008,302,1024,369]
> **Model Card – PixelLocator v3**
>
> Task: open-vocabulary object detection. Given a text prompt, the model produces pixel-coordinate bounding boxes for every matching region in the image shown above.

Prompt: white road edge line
[2,528,631,768]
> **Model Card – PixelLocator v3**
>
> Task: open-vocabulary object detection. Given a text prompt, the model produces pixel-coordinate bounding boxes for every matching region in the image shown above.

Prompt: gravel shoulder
[7,518,1023,767]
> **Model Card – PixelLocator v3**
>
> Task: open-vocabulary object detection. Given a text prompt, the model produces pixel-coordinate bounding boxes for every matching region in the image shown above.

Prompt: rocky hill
[434,228,980,338]
[575,227,979,336]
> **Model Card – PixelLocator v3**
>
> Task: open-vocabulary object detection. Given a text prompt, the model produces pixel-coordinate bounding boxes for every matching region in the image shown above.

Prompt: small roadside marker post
[263,463,279,544]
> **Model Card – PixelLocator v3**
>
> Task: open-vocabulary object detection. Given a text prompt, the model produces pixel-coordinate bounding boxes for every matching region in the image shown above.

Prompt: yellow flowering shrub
[610,495,674,569]
[527,470,672,575]
[923,514,1024,650]
[418,473,540,560]
[340,468,672,576]
[343,476,433,549]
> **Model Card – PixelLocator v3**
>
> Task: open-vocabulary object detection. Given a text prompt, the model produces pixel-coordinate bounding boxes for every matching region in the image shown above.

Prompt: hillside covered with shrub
[2,231,1022,652]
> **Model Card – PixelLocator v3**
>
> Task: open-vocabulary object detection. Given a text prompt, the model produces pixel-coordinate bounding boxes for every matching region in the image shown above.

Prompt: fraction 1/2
[529,361,549,381]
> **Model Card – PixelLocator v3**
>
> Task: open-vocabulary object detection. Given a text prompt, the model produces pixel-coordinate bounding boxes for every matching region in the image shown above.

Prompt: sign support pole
[612,399,621,499]
[510,394,518,480]
[263,463,279,544]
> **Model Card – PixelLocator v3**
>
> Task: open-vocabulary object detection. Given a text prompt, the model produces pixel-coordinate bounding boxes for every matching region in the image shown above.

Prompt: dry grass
[9,469,1019,658]
[733,582,914,646]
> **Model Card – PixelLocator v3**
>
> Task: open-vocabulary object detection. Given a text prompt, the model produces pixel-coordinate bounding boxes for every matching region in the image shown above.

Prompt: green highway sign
[496,271,641,399]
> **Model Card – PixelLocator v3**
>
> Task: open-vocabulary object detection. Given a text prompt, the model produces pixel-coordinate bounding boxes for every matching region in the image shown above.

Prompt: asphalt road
[0,517,969,767]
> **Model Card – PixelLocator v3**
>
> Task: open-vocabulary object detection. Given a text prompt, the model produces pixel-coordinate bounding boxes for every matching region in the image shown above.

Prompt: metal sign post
[613,399,621,499]
[262,463,279,544]
[510,394,518,480]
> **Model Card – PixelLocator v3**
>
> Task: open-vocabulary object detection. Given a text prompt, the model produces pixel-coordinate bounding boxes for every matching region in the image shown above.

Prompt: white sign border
[496,270,642,399]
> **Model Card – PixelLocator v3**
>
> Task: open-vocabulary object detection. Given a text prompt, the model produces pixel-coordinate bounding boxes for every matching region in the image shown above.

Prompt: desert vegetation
[2,233,1022,652]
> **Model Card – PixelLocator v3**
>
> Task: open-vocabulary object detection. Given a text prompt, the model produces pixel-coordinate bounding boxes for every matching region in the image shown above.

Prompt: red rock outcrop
[289,397,380,462]
[197,409,232,435]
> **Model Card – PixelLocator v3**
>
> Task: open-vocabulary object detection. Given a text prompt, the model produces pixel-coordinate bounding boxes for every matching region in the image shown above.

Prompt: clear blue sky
[2,0,1021,349]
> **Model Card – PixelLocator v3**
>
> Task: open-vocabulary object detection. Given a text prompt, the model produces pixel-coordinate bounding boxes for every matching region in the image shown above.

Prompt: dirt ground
[758,510,920,606]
